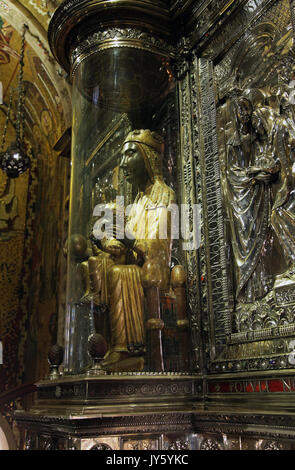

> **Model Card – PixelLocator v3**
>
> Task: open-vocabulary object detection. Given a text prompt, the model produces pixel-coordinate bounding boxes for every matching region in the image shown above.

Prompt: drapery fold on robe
[227,132,272,300]
[226,108,295,303]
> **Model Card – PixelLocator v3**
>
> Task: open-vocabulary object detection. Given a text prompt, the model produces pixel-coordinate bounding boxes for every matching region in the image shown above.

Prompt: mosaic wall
[0,18,70,392]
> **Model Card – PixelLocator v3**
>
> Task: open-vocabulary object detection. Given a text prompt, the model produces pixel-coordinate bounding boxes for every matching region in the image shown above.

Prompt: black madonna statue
[82,129,175,372]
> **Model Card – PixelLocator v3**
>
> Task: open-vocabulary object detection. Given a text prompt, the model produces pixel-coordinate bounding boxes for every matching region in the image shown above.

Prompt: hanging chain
[15,24,27,147]
[0,88,14,152]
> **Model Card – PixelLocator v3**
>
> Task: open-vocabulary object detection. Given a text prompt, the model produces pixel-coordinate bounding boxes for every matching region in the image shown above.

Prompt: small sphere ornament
[48,344,64,379]
[88,333,108,360]
[87,333,108,376]
[1,143,30,178]
[48,344,64,367]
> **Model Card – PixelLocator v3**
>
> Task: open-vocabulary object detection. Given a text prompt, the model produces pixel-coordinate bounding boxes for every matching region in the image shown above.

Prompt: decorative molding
[48,0,171,74]
[208,355,294,375]
[167,438,190,450]
[71,28,175,76]
[177,58,203,373]
[197,57,231,361]
[262,440,284,450]
[37,376,199,401]
[229,324,295,345]
[290,0,295,39]
[207,376,295,394]
[89,443,113,450]
[15,411,194,437]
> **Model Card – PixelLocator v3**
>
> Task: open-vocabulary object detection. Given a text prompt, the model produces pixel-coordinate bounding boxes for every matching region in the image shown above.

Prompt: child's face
[252,114,266,137]
[237,98,252,125]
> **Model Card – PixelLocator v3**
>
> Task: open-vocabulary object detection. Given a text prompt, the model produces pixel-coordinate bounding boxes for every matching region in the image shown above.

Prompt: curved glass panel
[64,45,191,375]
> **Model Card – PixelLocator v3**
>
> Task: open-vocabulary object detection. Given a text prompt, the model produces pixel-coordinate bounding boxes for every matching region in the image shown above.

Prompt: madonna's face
[120,142,147,186]
[237,98,252,125]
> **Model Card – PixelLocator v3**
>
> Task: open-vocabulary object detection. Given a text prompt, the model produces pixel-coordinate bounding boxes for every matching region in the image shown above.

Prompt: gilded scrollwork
[262,440,284,450]
[90,443,113,450]
[290,0,295,38]
[200,438,221,450]
[122,439,158,450]
[168,438,190,450]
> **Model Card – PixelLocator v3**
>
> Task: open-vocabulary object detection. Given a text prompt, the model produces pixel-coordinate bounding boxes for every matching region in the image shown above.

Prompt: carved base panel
[15,409,295,451]
[193,412,295,450]
[13,374,295,450]
[14,374,201,450]
[27,373,201,410]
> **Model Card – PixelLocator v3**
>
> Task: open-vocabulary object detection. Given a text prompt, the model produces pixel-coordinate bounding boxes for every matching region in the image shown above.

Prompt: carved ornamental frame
[177,0,295,375]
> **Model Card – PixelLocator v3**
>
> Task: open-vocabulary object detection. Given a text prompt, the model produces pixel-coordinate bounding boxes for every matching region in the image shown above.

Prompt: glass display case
[63,41,190,375]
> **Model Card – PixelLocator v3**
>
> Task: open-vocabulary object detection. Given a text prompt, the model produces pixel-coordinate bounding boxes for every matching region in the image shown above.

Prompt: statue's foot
[101,352,144,372]
[101,351,130,367]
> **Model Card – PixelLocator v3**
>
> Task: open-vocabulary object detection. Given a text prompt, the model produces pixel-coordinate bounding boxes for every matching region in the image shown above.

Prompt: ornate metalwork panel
[191,0,295,375]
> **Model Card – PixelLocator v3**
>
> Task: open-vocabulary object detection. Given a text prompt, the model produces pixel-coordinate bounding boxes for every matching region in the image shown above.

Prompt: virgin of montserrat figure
[226,94,295,305]
[85,130,175,372]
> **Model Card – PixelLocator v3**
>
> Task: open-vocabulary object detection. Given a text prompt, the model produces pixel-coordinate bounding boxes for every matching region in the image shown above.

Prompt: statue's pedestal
[14,374,203,450]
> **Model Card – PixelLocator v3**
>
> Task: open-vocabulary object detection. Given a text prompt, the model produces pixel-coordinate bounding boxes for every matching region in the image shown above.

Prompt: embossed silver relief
[168,439,190,450]
[191,6,295,372]
[200,438,221,450]
[188,55,204,371]
[262,440,284,450]
[177,55,203,372]
[122,439,158,450]
[197,58,232,358]
[290,0,295,38]
[90,443,113,450]
[25,434,36,450]
[215,0,291,91]
[216,21,295,339]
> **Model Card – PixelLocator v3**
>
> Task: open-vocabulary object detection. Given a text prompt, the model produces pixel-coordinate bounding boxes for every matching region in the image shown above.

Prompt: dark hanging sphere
[1,143,30,178]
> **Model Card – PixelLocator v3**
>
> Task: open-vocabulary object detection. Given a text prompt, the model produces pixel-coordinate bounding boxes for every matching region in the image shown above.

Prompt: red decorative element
[268,379,284,393]
[208,378,289,394]
[260,381,267,392]
[244,381,262,392]
[245,382,254,392]
[208,382,231,393]
[160,295,174,309]
[233,382,243,392]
